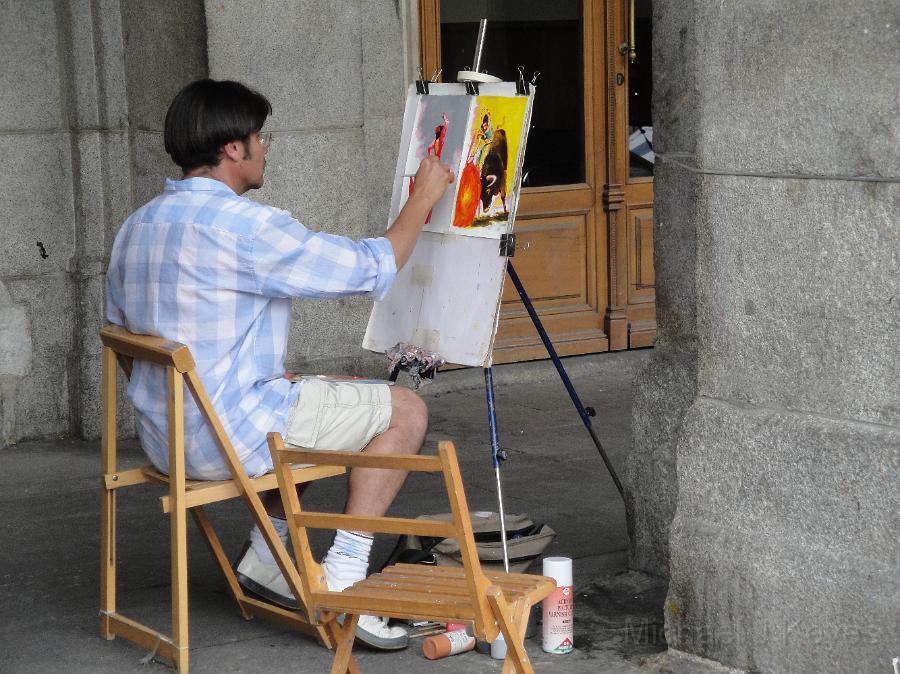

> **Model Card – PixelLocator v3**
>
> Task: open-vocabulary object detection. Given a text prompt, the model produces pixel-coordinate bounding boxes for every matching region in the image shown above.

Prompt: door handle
[618,0,637,64]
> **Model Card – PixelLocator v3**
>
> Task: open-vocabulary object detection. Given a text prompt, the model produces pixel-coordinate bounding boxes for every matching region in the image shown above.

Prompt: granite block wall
[630,0,900,671]
[0,0,75,445]
[0,0,208,446]
[205,0,409,376]
[1,0,410,445]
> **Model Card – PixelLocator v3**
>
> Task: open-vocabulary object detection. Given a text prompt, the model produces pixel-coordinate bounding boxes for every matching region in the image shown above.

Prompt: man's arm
[385,156,454,269]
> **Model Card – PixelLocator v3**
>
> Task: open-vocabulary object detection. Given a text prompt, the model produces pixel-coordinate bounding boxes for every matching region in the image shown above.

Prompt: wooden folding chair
[99,325,346,672]
[268,432,557,674]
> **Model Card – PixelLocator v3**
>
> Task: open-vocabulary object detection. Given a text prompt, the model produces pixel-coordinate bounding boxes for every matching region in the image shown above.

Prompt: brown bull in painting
[480,128,508,216]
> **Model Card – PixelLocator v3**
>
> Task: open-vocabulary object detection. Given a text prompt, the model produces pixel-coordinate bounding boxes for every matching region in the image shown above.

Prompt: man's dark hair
[164,79,272,172]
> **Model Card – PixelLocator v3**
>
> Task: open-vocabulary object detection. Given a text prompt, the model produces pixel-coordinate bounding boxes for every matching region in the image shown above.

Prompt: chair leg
[168,367,190,673]
[487,587,535,674]
[500,600,532,674]
[100,345,117,640]
[99,488,116,639]
[328,614,360,674]
[170,495,189,672]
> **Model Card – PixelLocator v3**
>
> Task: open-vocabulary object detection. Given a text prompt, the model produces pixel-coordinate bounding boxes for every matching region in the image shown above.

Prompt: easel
[392,20,625,572]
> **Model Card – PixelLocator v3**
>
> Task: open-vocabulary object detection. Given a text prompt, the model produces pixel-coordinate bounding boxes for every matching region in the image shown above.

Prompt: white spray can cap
[542,556,573,587]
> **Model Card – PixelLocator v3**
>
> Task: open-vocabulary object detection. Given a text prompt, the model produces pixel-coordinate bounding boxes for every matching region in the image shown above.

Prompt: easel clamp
[499,233,516,257]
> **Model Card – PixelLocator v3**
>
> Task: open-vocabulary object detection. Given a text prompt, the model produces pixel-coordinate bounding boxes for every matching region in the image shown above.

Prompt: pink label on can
[542,585,574,653]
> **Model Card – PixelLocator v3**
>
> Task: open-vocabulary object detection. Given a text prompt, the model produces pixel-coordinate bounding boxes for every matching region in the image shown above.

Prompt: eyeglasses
[257,131,273,147]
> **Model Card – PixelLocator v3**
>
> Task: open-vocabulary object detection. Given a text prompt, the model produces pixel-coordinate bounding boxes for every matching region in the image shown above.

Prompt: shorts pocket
[284,379,326,448]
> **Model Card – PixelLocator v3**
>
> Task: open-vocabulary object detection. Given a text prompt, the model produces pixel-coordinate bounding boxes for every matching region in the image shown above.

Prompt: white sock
[322,530,374,591]
[248,516,289,565]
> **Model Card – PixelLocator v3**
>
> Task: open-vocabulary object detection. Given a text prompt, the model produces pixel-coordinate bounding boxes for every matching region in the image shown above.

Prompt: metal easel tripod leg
[483,366,510,572]
[506,261,625,501]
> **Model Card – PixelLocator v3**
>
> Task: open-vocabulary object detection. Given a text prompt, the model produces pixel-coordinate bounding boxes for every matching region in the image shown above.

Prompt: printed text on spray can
[543,585,573,653]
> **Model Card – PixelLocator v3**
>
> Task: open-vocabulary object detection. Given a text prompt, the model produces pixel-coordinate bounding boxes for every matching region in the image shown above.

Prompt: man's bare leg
[345,385,428,517]
[261,385,428,517]
[244,385,428,647]
[320,385,427,649]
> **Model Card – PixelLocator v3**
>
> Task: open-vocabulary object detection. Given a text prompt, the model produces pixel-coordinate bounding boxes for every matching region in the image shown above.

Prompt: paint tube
[422,628,475,660]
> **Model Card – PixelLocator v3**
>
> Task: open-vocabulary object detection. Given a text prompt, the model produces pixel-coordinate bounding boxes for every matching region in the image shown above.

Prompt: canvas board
[450,94,530,239]
[364,82,535,367]
[390,83,534,240]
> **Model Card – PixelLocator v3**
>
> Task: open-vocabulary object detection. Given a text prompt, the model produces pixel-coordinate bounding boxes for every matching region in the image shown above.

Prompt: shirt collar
[165,176,237,195]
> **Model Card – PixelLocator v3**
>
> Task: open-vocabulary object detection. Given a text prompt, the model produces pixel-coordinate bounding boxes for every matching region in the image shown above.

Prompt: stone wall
[1,1,76,446]
[204,0,409,376]
[0,0,410,447]
[630,0,900,671]
[0,0,207,446]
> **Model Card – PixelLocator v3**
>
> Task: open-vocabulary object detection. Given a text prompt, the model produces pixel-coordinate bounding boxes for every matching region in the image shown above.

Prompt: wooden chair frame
[268,432,557,674]
[99,325,345,672]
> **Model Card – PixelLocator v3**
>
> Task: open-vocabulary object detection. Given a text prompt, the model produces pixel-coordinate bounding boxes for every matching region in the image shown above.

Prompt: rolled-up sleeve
[251,211,397,300]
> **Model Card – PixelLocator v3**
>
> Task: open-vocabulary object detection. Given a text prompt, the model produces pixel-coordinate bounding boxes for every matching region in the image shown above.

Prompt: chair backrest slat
[101,346,118,475]
[293,512,457,539]
[100,325,195,372]
[278,448,444,472]
[183,370,248,485]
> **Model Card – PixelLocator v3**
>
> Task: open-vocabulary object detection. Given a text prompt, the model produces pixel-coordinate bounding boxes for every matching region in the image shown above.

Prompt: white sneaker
[234,544,299,610]
[324,565,409,650]
[350,614,409,650]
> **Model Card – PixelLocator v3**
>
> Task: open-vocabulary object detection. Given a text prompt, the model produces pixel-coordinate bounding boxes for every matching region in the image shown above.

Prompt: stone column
[64,0,131,440]
[0,1,78,446]
[626,0,701,578]
[632,1,900,671]
[68,0,208,440]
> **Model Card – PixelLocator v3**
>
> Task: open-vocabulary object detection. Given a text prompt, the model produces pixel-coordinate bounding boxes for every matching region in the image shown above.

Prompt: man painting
[105,79,453,650]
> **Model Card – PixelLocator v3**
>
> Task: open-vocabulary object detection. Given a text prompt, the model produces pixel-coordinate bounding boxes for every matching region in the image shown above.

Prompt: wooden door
[419,0,655,362]
[607,0,656,348]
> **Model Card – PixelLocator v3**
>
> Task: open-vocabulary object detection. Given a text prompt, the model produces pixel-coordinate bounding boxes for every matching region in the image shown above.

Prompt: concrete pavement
[0,349,710,674]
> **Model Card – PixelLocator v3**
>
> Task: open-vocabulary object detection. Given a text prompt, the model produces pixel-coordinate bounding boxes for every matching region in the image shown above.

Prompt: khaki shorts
[284,378,392,451]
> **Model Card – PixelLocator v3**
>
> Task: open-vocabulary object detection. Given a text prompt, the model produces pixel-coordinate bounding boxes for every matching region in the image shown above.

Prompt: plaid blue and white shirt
[106,177,396,479]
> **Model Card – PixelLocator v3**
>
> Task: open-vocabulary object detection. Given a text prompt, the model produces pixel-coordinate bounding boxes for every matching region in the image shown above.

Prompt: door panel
[627,207,655,304]
[500,215,589,305]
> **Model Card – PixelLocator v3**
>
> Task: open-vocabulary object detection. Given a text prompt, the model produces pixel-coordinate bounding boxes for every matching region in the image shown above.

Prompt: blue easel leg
[506,262,625,500]
[484,367,510,571]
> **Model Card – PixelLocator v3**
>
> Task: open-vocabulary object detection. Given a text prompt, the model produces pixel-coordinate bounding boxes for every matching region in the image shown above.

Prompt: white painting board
[363,233,508,366]
[364,82,536,367]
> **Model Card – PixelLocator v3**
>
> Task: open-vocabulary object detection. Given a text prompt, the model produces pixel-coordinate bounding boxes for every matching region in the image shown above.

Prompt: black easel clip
[415,66,429,95]
[516,66,529,95]
[464,79,480,96]
[499,233,516,257]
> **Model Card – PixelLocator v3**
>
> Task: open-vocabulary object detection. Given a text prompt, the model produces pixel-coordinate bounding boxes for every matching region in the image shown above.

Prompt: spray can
[542,556,573,653]
[422,628,475,660]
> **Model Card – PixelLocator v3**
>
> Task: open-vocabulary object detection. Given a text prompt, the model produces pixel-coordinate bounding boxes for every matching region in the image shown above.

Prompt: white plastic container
[490,633,507,659]
[541,556,574,653]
